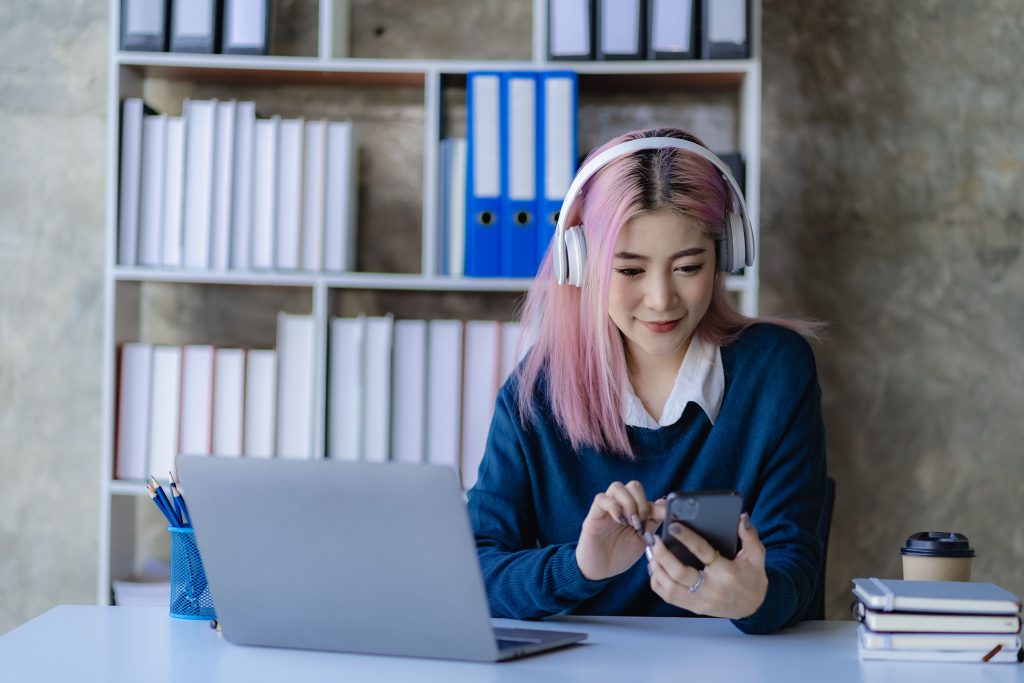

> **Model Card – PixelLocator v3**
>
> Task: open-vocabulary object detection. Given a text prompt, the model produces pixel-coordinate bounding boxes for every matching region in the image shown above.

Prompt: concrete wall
[0,1,1021,633]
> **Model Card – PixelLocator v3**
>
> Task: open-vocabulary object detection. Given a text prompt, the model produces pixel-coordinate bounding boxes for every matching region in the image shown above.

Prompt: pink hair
[514,127,816,458]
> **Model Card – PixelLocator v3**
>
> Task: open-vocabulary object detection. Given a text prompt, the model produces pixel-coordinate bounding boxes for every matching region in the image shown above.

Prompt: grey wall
[0,1,1021,633]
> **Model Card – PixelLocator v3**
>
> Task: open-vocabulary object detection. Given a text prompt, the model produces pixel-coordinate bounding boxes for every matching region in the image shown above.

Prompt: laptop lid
[178,456,508,661]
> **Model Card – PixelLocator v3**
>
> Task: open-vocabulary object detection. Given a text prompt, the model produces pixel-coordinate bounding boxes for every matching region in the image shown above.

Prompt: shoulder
[724,323,818,378]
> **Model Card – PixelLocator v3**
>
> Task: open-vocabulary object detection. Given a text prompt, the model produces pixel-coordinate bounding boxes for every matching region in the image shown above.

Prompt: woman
[467,127,827,634]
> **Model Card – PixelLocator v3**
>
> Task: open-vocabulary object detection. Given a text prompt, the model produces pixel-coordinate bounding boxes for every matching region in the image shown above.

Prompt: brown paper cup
[901,554,972,582]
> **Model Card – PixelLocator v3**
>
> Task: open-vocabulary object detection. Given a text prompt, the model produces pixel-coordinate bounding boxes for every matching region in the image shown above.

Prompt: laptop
[176,456,587,661]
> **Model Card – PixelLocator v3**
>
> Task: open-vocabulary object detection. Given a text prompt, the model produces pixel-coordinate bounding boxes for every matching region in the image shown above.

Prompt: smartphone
[661,490,744,569]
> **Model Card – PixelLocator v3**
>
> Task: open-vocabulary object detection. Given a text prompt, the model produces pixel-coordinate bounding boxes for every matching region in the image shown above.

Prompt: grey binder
[169,0,221,54]
[700,0,749,59]
[120,0,169,52]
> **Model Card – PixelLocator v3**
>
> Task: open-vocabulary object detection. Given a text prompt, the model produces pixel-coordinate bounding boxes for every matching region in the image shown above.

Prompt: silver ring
[688,570,705,594]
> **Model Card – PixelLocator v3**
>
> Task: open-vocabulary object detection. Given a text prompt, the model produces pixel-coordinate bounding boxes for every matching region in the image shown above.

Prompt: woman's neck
[625,338,691,421]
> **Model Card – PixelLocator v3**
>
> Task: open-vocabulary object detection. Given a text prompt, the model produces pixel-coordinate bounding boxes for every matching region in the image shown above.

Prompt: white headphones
[553,137,755,287]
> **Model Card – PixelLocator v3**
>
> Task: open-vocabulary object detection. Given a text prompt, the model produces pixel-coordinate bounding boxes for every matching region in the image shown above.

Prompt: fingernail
[644,545,654,562]
[618,515,628,526]
[669,523,682,535]
[743,513,752,530]
[630,514,642,532]
[643,532,656,546]
[647,563,653,577]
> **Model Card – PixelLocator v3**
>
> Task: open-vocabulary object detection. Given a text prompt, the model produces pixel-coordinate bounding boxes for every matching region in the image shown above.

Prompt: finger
[667,522,719,567]
[737,513,766,562]
[589,493,628,528]
[605,482,642,531]
[648,497,668,526]
[623,481,651,522]
[651,535,702,587]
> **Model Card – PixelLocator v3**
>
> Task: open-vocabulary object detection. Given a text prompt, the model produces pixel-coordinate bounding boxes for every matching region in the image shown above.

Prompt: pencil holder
[168,526,216,620]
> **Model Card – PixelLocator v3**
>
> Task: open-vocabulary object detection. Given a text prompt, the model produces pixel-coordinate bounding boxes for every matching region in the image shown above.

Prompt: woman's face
[608,210,717,370]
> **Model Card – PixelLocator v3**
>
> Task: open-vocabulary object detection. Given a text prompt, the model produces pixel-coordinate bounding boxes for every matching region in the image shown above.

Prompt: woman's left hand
[647,513,768,619]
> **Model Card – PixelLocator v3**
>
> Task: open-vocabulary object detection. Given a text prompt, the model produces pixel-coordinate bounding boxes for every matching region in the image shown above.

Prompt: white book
[252,116,280,270]
[212,348,245,457]
[425,320,463,474]
[499,320,524,385]
[275,118,304,271]
[182,99,217,269]
[115,343,152,480]
[148,345,182,480]
[363,315,394,463]
[858,624,1022,653]
[244,349,276,458]
[390,319,427,464]
[118,98,145,266]
[161,116,185,268]
[179,345,215,456]
[276,313,315,459]
[324,121,357,272]
[853,578,1022,615]
[138,114,167,267]
[300,120,327,271]
[857,638,1020,663]
[460,320,500,489]
[327,316,365,461]
[210,100,236,271]
[447,137,467,277]
[230,101,256,270]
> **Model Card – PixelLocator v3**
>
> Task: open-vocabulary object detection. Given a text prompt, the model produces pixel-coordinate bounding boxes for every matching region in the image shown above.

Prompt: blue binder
[501,72,540,277]
[465,72,503,277]
[536,71,578,268]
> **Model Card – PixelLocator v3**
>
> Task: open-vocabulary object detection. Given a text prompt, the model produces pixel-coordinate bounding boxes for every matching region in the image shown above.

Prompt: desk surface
[1,606,1020,682]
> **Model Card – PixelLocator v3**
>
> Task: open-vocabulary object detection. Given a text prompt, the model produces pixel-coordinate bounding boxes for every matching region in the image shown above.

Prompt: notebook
[857,638,1022,663]
[852,578,1022,615]
[176,456,587,662]
[854,602,1022,634]
[858,624,1022,652]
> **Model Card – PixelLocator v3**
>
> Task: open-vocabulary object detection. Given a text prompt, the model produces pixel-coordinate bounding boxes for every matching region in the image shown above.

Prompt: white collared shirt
[622,334,725,428]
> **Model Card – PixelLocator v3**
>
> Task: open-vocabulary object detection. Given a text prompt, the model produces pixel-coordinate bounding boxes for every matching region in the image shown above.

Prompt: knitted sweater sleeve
[730,330,828,634]
[466,385,610,619]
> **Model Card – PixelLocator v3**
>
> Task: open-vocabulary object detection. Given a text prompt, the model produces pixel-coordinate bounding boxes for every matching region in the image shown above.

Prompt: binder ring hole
[551,211,560,225]
[478,211,495,227]
[514,211,531,226]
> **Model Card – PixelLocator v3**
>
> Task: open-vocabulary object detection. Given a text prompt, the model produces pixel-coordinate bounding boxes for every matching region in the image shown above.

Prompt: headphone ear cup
[563,226,587,287]
[726,211,746,273]
[717,219,733,273]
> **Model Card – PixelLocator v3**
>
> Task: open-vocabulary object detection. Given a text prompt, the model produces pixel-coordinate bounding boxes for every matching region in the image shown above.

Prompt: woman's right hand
[576,481,665,581]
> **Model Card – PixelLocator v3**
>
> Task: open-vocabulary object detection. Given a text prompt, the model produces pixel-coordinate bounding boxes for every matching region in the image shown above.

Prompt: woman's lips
[641,319,680,333]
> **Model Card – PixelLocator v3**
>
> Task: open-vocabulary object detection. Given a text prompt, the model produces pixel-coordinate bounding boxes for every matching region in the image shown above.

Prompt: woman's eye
[615,268,643,278]
[677,264,704,275]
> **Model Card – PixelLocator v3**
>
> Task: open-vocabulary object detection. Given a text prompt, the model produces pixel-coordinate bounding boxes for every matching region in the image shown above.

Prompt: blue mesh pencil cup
[168,526,216,620]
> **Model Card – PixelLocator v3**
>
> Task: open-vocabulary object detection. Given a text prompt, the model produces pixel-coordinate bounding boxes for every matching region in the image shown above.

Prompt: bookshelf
[97,0,762,604]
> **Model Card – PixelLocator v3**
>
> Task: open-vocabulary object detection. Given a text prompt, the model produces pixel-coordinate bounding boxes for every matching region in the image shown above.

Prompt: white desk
[1,606,1020,682]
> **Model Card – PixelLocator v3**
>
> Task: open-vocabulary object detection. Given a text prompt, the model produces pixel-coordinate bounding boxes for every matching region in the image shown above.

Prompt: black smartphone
[661,490,744,569]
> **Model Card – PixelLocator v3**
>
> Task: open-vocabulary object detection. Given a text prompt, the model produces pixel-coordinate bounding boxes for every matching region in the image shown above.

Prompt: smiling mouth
[641,319,681,333]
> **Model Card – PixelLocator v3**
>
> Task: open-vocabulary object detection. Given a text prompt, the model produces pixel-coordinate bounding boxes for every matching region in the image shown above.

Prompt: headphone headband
[553,137,754,285]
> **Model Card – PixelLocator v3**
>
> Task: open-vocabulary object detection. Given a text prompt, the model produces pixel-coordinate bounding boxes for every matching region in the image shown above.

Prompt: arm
[730,333,828,634]
[466,386,611,619]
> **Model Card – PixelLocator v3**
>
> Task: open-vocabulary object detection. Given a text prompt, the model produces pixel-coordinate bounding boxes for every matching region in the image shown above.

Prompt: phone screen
[661,490,743,569]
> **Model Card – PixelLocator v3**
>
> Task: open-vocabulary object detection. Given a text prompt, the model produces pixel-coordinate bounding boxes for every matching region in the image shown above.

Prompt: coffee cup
[901,531,974,581]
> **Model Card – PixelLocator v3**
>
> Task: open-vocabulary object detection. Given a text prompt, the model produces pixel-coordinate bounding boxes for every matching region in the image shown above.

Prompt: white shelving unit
[97,0,762,604]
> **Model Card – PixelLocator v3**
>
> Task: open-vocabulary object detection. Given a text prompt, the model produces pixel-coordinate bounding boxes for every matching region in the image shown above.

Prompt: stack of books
[852,578,1022,663]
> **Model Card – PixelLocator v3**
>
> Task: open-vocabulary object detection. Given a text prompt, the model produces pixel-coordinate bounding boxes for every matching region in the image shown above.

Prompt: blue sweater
[467,324,827,634]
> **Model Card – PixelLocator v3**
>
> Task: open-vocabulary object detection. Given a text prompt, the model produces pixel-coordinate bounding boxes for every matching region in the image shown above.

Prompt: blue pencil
[169,475,191,528]
[150,476,183,527]
[146,483,179,526]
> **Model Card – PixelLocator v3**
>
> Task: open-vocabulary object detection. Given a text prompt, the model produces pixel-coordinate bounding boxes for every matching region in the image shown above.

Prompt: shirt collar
[622,335,725,428]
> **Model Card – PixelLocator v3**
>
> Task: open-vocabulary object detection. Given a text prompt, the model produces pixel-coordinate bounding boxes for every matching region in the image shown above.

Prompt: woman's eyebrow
[613,247,707,260]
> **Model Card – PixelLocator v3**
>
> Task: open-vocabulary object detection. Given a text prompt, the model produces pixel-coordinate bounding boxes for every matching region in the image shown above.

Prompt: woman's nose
[644,271,676,312]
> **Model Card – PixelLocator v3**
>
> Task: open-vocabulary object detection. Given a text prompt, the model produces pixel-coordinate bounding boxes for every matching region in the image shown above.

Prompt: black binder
[700,0,749,60]
[595,0,646,60]
[169,0,222,54]
[647,0,698,60]
[221,0,272,55]
[120,0,169,52]
[548,0,595,61]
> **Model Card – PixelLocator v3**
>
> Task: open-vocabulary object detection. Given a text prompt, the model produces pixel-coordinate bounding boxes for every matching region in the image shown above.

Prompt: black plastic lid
[900,531,975,558]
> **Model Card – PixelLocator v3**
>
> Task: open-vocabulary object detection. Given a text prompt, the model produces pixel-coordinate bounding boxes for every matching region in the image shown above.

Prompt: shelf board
[109,481,149,496]
[113,267,751,293]
[116,52,753,88]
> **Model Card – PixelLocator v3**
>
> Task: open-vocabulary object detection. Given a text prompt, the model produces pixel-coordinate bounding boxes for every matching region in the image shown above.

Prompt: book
[363,315,395,463]
[858,624,1022,653]
[210,100,236,271]
[147,345,182,478]
[425,320,463,473]
[324,121,357,272]
[161,116,185,267]
[327,316,366,461]
[115,343,152,480]
[182,99,217,269]
[243,349,276,458]
[853,578,1022,615]
[854,602,1022,634]
[390,319,427,464]
[275,313,316,459]
[179,345,215,456]
[230,102,256,270]
[212,348,245,457]
[138,114,167,267]
[460,320,501,489]
[857,637,1021,663]
[275,118,304,271]
[300,120,327,271]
